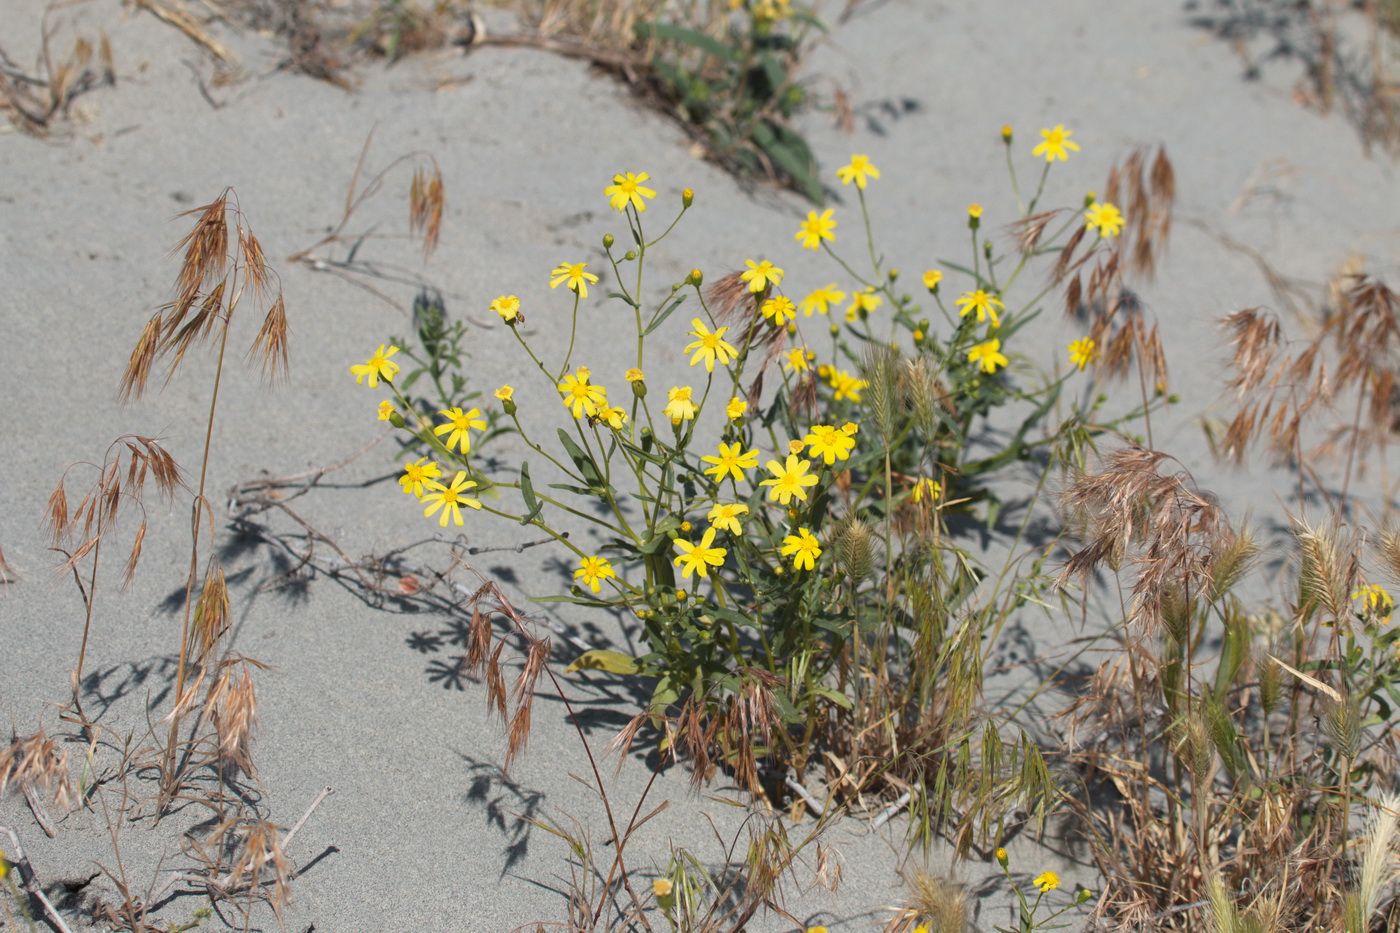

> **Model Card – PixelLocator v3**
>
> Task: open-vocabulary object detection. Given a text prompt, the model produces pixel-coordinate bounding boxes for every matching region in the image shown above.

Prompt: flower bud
[389,412,407,429]
[624,250,637,261]
[682,188,694,208]
[603,233,615,249]
[1076,888,1093,905]
[689,268,703,286]
[1001,125,1013,143]
[888,267,899,282]
[995,847,1008,868]
[830,324,840,337]
[502,398,517,416]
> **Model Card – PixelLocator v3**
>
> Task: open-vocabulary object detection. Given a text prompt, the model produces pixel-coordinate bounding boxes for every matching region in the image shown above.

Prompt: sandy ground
[3,0,1399,930]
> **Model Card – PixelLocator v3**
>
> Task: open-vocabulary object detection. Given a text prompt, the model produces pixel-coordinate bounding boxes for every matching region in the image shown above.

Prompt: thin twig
[281,785,332,850]
[21,785,57,838]
[0,824,77,933]
[869,789,911,830]
[784,777,824,817]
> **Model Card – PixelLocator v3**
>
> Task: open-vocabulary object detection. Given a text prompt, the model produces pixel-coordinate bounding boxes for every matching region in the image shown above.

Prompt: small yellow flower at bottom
[625,367,645,383]
[968,339,1009,374]
[911,477,941,503]
[967,203,983,219]
[421,472,482,527]
[549,262,599,298]
[1033,871,1061,893]
[653,878,673,897]
[761,454,818,505]
[1033,124,1080,162]
[434,406,487,454]
[1084,201,1125,238]
[664,386,699,423]
[781,528,822,571]
[836,153,880,188]
[574,556,616,594]
[604,171,656,213]
[1353,583,1394,617]
[707,502,749,535]
[400,458,441,497]
[922,269,943,292]
[1068,337,1099,371]
[741,259,784,293]
[806,927,828,933]
[350,343,400,387]
[495,385,514,402]
[762,295,797,326]
[726,397,747,420]
[795,209,837,250]
[995,847,1008,867]
[673,528,727,579]
[377,400,395,421]
[491,295,521,323]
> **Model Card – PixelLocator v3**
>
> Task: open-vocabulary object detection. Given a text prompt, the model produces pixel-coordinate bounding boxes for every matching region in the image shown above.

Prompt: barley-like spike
[249,295,290,384]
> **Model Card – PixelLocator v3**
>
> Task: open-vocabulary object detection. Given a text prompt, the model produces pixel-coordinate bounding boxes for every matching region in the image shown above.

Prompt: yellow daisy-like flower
[574,555,616,594]
[653,878,674,897]
[829,369,867,402]
[625,367,645,383]
[955,289,1003,327]
[967,203,983,219]
[922,269,943,291]
[795,208,836,250]
[350,343,400,387]
[1084,201,1125,238]
[1067,337,1099,371]
[702,442,760,482]
[741,259,784,293]
[803,424,855,464]
[836,154,880,189]
[558,371,607,418]
[781,527,822,571]
[1033,125,1079,162]
[760,454,818,505]
[495,385,514,402]
[1353,583,1394,617]
[762,295,796,326]
[726,397,747,420]
[377,400,395,421]
[799,283,846,317]
[707,502,749,534]
[597,405,628,429]
[684,318,739,372]
[421,471,482,527]
[549,262,600,298]
[968,338,1009,374]
[1033,871,1061,893]
[673,527,727,579]
[845,288,883,322]
[663,385,699,423]
[433,406,487,454]
[491,295,521,323]
[911,476,941,503]
[995,847,1008,866]
[604,171,656,213]
[399,458,441,497]
[783,347,810,373]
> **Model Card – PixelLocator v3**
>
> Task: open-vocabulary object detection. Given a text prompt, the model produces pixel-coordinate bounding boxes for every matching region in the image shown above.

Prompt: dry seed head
[834,515,875,582]
[0,729,74,811]
[902,869,968,933]
[861,344,900,444]
[409,164,445,260]
[172,195,230,308]
[190,562,231,665]
[249,295,290,384]
[1013,209,1063,256]
[1209,522,1257,600]
[900,356,939,434]
[119,312,163,401]
[1324,692,1362,759]
[1294,520,1353,626]
[1355,795,1400,928]
[205,655,265,777]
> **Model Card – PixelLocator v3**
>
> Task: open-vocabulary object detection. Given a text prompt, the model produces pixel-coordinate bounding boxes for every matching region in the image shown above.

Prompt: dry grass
[0,4,114,136]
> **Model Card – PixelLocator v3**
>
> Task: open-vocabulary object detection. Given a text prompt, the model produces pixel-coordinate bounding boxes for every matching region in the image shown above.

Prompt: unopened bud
[603,233,614,249]
[682,188,694,208]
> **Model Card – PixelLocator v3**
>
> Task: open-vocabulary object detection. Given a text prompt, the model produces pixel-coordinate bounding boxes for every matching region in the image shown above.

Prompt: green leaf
[635,21,741,63]
[566,649,643,675]
[557,429,604,486]
[519,462,542,525]
[809,684,854,710]
[643,294,688,337]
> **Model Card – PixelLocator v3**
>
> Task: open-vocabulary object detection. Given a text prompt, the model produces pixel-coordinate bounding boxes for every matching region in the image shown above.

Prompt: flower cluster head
[1353,582,1394,618]
[741,259,784,293]
[1067,337,1099,371]
[762,295,797,326]
[703,442,759,482]
[783,347,811,373]
[803,423,856,464]
[492,295,521,323]
[1033,871,1061,893]
[922,269,943,292]
[795,208,836,250]
[377,400,395,421]
[574,555,616,594]
[1033,124,1079,162]
[604,171,656,213]
[761,454,818,504]
[434,406,486,454]
[559,368,607,419]
[726,397,748,420]
[653,878,674,898]
[968,338,1009,374]
[911,476,941,503]
[625,367,645,383]
[955,289,1003,327]
[400,457,441,497]
[846,289,882,322]
[967,203,983,219]
[1084,201,1124,238]
[664,385,698,424]
[350,343,400,387]
[836,154,880,189]
[707,502,749,534]
[421,471,482,527]
[549,262,599,298]
[826,368,868,402]
[685,318,738,372]
[674,527,726,578]
[781,527,822,571]
[800,284,846,317]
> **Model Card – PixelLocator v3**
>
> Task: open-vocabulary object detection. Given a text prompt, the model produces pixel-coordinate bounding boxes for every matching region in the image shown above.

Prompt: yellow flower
[1033,871,1061,893]
[653,878,674,898]
[803,424,855,464]
[1001,125,1013,141]
[845,288,883,322]
[1085,201,1125,238]
[400,458,441,497]
[968,338,1009,374]
[685,318,738,372]
[377,400,395,421]
[783,347,810,373]
[0,849,8,880]
[625,367,645,383]
[495,385,514,402]
[1033,124,1080,162]
[558,371,607,418]
[807,927,828,933]
[829,368,867,402]
[574,556,616,594]
[761,454,818,505]
[1068,337,1099,371]
[604,171,656,212]
[795,208,837,249]
[597,405,628,429]
[702,442,760,482]
[663,385,698,423]
[741,259,784,293]
[421,471,482,527]
[491,295,521,323]
[922,269,943,292]
[673,527,727,579]
[549,261,600,298]
[836,154,880,189]
[967,203,983,219]
[762,295,797,326]
[433,406,487,454]
[726,397,748,420]
[955,289,1003,327]
[1353,583,1394,617]
[911,476,941,503]
[707,502,749,534]
[995,847,1008,866]
[799,283,846,316]
[350,343,400,387]
[781,527,822,571]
